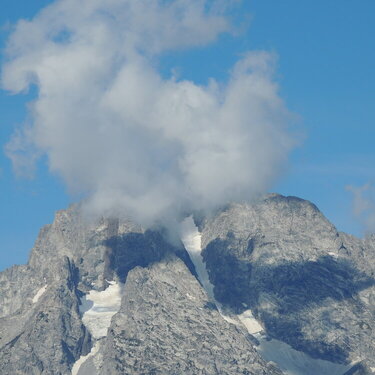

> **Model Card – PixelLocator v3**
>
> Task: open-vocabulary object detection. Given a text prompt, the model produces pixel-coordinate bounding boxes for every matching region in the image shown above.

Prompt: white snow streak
[79,281,122,339]
[32,285,47,303]
[71,341,100,375]
[180,216,215,301]
[180,216,237,325]
[179,217,353,375]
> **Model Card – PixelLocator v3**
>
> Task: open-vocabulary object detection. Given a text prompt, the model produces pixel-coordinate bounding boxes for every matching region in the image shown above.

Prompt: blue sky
[1,0,374,271]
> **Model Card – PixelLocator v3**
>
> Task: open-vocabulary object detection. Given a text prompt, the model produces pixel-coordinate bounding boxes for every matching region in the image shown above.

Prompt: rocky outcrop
[343,361,374,375]
[200,194,375,368]
[0,203,279,374]
[0,257,88,374]
[1,194,374,374]
[101,255,282,375]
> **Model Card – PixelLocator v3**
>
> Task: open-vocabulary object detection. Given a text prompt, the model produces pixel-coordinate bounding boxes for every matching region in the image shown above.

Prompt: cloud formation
[2,0,295,226]
[347,184,375,234]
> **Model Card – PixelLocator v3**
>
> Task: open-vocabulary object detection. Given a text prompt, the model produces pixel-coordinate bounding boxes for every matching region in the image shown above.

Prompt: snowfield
[72,281,123,374]
[79,281,123,339]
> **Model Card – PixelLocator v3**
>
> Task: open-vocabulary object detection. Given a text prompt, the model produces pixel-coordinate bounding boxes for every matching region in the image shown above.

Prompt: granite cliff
[0,194,374,374]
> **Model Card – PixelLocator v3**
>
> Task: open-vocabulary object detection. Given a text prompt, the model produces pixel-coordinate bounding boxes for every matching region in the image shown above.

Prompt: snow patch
[79,281,122,339]
[71,341,100,375]
[32,285,47,303]
[73,282,121,374]
[238,309,263,334]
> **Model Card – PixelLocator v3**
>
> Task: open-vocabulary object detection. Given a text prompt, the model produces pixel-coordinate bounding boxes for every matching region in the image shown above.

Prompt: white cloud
[347,184,375,234]
[4,125,40,178]
[2,0,295,226]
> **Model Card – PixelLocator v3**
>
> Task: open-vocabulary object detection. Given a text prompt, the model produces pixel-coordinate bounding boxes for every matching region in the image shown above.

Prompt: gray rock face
[0,203,278,374]
[101,255,282,375]
[1,194,374,374]
[0,257,88,375]
[200,194,375,368]
[343,361,373,375]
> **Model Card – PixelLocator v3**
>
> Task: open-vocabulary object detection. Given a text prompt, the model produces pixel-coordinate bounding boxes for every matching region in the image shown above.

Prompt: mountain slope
[200,194,375,370]
[0,194,374,374]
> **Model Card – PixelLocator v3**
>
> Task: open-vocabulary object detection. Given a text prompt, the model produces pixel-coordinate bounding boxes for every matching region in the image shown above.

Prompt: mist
[2,0,295,227]
[347,184,375,235]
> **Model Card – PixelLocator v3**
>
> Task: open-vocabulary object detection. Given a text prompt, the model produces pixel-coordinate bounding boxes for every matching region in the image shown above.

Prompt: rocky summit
[0,194,374,374]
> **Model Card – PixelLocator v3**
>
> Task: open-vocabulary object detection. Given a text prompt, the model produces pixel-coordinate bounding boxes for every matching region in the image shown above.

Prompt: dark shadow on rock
[202,235,375,363]
[103,229,197,284]
[203,301,217,311]
[202,236,254,309]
